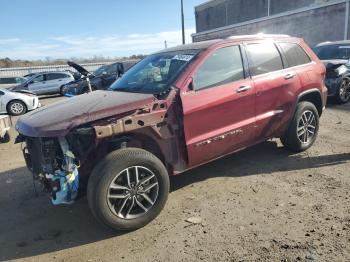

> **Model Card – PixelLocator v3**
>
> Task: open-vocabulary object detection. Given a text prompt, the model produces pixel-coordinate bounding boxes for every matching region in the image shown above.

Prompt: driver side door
[181,44,256,167]
[28,74,46,95]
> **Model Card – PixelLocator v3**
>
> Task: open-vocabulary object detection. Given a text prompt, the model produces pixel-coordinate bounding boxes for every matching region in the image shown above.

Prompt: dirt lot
[0,96,349,262]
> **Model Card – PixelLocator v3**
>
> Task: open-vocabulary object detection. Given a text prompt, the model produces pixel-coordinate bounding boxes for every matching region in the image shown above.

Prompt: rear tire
[59,86,65,96]
[7,100,27,116]
[281,101,319,152]
[87,148,169,231]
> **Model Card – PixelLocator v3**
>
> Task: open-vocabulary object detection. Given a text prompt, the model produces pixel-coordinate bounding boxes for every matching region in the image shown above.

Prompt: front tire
[281,101,319,152]
[335,78,350,104]
[87,148,169,231]
[7,100,27,116]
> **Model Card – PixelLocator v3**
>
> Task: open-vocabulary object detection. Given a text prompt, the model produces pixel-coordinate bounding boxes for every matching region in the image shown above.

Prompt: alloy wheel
[339,79,350,102]
[107,166,159,220]
[10,102,24,114]
[297,110,316,144]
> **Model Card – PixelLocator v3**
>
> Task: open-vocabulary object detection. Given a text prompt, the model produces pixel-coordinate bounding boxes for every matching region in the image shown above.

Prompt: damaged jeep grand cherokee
[16,35,327,231]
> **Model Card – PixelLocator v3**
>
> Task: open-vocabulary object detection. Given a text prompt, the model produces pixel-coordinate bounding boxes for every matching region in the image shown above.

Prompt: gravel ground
[0,96,349,262]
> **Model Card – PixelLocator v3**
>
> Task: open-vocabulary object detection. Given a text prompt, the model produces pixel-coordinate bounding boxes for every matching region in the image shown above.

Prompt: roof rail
[226,33,291,39]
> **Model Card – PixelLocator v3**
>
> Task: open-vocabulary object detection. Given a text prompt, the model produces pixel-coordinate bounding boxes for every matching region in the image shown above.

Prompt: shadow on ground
[0,141,349,261]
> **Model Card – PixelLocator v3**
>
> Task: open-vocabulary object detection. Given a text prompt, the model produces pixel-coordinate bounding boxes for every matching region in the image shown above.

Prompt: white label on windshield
[339,46,350,49]
[172,54,194,61]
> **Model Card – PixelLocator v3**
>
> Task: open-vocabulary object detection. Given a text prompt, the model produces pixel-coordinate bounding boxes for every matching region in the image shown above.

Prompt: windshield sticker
[339,46,350,49]
[172,54,194,61]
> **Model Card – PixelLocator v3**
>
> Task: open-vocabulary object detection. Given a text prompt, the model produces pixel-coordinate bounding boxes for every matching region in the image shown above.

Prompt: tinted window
[193,46,244,91]
[47,73,66,80]
[32,74,45,83]
[246,42,283,76]
[0,78,16,84]
[313,44,350,60]
[279,43,311,67]
[0,91,4,95]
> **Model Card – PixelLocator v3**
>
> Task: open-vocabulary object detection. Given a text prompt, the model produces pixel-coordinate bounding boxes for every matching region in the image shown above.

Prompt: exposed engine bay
[22,137,80,205]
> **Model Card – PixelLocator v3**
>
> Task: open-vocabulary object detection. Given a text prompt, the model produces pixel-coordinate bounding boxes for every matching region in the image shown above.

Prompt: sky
[0,0,207,60]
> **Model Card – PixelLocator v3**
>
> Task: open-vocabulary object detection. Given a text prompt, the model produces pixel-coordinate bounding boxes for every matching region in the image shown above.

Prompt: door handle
[58,79,63,81]
[236,85,251,93]
[284,73,295,80]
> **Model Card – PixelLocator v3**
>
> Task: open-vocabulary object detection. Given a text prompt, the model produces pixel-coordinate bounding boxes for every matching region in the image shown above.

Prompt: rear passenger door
[181,44,256,166]
[245,41,302,139]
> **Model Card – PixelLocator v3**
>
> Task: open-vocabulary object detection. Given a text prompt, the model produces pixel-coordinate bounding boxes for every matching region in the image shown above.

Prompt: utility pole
[181,0,185,44]
[164,40,168,48]
[345,0,349,40]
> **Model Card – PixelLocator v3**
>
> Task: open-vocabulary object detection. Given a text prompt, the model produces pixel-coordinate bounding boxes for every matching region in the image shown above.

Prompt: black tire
[281,101,319,152]
[59,86,65,96]
[87,148,169,231]
[335,78,350,104]
[0,131,10,143]
[7,100,27,116]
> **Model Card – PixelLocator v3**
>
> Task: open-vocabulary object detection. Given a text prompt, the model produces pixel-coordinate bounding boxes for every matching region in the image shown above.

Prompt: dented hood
[16,90,155,137]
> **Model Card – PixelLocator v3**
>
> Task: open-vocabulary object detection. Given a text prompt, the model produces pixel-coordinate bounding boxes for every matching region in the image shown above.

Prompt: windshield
[110,50,199,94]
[313,44,350,60]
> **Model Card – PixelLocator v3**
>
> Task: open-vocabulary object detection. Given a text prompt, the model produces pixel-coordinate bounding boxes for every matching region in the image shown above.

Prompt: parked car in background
[0,88,40,115]
[61,61,126,96]
[313,41,350,104]
[11,72,74,95]
[16,34,326,231]
[0,77,26,89]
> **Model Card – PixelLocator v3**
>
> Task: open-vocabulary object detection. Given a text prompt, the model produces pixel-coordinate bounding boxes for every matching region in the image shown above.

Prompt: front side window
[279,42,311,67]
[246,42,283,76]
[110,50,199,94]
[193,46,244,91]
[32,74,45,83]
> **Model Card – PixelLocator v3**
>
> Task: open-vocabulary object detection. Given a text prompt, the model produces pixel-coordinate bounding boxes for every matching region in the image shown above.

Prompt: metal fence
[0,60,139,77]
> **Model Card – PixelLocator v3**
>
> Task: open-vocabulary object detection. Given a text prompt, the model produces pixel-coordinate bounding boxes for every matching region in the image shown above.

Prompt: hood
[322,59,349,70]
[16,90,155,137]
[67,61,91,76]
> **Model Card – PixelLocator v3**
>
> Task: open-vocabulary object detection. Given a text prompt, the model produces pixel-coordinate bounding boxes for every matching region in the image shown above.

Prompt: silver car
[0,88,40,115]
[11,72,74,95]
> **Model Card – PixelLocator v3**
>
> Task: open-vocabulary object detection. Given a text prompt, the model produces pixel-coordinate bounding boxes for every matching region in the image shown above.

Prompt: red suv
[16,34,327,231]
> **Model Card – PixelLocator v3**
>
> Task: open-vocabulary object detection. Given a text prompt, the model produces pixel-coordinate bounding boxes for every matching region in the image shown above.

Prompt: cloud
[0,28,196,60]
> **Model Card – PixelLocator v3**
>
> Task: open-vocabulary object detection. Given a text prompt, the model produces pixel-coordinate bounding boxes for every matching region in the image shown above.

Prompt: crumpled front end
[22,136,80,205]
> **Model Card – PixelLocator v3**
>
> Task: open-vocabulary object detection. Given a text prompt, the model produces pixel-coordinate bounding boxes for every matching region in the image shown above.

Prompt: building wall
[195,0,336,33]
[193,2,349,47]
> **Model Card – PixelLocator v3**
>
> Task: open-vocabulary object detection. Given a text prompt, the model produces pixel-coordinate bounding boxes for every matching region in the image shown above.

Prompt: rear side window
[279,42,311,67]
[193,45,244,91]
[47,73,66,80]
[246,42,283,76]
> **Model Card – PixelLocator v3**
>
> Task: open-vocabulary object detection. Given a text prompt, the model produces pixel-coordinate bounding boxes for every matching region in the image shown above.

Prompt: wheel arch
[297,89,323,117]
[6,99,28,112]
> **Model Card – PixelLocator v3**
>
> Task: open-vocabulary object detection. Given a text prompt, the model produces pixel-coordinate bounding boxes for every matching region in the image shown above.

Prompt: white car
[0,88,40,116]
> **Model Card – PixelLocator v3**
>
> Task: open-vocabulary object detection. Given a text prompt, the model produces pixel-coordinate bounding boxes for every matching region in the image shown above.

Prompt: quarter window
[193,46,244,91]
[279,42,311,67]
[246,42,283,76]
